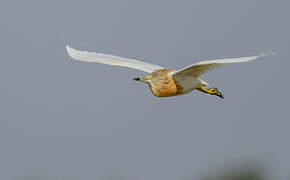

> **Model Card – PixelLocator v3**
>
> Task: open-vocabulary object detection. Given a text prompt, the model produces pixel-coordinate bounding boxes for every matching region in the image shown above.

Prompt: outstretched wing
[66,45,164,73]
[172,52,274,78]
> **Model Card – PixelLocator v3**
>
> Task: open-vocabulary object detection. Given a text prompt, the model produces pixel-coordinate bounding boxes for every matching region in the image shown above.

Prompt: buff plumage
[66,45,274,99]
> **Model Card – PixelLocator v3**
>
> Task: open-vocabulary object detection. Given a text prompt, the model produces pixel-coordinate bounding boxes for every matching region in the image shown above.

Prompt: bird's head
[133,75,154,84]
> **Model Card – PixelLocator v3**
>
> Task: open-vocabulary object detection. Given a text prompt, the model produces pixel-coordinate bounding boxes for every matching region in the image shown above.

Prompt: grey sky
[0,0,289,179]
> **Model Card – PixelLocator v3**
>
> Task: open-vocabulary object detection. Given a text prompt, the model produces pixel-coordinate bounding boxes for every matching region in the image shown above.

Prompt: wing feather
[66,45,164,73]
[172,51,274,78]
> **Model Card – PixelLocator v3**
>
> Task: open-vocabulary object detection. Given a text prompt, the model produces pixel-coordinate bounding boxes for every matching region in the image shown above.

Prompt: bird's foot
[198,85,224,99]
[207,87,224,99]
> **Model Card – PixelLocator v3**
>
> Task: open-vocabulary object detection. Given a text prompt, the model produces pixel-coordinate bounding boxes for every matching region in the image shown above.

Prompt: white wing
[172,51,274,78]
[66,45,164,73]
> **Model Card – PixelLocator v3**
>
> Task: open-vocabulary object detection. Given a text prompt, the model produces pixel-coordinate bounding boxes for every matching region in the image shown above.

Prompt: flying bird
[66,45,273,98]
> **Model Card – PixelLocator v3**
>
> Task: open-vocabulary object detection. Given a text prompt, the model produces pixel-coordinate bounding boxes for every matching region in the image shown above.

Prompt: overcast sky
[0,0,289,180]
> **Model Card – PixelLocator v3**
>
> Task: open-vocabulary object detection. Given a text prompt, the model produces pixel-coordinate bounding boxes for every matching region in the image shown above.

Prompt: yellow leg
[198,84,224,98]
[198,85,214,94]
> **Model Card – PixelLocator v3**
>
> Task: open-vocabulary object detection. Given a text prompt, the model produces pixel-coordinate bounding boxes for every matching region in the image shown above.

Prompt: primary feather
[66,45,164,73]
[172,51,274,78]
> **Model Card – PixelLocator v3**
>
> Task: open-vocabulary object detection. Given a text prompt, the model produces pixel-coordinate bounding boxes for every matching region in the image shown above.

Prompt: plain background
[0,0,289,179]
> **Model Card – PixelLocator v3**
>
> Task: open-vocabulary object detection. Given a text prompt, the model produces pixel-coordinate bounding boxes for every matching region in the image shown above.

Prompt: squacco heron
[66,45,274,99]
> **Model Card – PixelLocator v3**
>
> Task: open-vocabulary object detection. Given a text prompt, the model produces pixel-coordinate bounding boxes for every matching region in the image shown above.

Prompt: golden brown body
[142,69,184,97]
[137,68,223,98]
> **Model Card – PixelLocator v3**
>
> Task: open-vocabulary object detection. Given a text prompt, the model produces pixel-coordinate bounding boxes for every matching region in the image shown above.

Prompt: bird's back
[149,69,184,97]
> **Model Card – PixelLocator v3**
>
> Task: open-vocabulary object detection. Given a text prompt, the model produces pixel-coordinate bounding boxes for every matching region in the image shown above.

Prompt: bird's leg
[198,85,215,95]
[197,84,224,99]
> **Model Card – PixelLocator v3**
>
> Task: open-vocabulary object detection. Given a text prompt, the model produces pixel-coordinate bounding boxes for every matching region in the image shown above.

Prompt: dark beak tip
[133,77,140,81]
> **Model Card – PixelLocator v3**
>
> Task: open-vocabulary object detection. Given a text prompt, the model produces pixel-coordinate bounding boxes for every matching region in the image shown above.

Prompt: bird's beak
[134,76,152,83]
